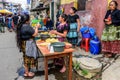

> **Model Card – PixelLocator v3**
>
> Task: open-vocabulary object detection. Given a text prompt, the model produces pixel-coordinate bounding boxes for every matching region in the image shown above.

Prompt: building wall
[60,0,114,38]
[116,0,120,9]
[0,0,6,9]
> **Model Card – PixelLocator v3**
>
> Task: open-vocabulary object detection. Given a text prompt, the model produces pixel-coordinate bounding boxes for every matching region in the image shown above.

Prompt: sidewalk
[0,29,22,80]
[102,56,120,80]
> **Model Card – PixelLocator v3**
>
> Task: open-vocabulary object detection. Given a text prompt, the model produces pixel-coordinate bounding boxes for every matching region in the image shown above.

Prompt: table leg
[68,53,72,80]
[44,57,48,80]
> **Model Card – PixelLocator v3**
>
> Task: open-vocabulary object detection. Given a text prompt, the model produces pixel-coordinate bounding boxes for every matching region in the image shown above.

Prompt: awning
[30,7,49,12]
[0,9,13,14]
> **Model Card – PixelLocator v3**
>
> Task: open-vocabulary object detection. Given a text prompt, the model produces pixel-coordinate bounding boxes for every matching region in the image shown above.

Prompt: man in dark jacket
[12,13,19,30]
[46,17,53,30]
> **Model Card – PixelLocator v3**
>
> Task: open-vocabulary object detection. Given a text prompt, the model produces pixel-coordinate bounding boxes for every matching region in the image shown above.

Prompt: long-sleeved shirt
[104,9,120,26]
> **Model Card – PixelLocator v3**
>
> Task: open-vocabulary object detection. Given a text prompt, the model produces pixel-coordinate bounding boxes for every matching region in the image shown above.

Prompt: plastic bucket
[90,39,101,55]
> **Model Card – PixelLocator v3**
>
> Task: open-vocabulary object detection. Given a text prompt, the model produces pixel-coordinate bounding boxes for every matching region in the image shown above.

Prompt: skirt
[67,23,78,45]
[21,41,38,68]
[101,25,120,54]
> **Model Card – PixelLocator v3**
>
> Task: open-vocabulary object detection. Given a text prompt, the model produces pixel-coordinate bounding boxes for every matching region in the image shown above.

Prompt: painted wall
[116,0,120,9]
[60,0,120,38]
[60,0,109,38]
[90,0,108,38]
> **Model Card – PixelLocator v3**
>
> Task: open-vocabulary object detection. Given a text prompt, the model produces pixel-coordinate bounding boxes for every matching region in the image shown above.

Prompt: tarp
[0,9,13,14]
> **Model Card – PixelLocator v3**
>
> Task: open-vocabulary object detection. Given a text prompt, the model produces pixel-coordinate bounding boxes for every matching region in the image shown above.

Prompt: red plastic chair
[80,38,90,52]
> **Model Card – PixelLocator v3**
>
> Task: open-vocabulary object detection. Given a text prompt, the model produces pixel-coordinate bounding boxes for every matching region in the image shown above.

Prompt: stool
[80,38,90,52]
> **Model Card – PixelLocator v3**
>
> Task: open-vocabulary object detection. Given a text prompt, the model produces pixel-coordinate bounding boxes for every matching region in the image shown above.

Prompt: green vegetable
[73,61,80,70]
[81,69,88,76]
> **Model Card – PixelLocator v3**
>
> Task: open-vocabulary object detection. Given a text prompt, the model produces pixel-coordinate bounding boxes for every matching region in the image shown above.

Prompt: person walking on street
[101,1,120,57]
[16,14,40,79]
[7,15,13,32]
[13,13,19,30]
[67,7,81,47]
[0,14,5,33]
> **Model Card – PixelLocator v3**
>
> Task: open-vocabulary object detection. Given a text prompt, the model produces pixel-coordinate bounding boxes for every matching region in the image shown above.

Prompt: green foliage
[81,69,89,76]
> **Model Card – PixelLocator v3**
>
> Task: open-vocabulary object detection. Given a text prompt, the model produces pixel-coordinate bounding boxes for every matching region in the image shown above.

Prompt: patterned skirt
[21,41,38,68]
[101,25,120,54]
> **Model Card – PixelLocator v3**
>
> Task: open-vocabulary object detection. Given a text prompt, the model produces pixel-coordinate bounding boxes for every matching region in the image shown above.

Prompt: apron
[25,39,39,59]
[67,23,78,38]
[101,25,120,41]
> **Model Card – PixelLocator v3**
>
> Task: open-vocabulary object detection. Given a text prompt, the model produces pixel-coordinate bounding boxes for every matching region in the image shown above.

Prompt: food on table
[31,19,40,27]
[46,38,59,43]
[37,42,50,47]
[40,32,57,37]
[49,33,56,37]
[41,32,49,35]
[49,34,56,37]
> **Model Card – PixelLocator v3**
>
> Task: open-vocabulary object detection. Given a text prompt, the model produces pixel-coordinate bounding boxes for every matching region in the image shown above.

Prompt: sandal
[24,72,35,79]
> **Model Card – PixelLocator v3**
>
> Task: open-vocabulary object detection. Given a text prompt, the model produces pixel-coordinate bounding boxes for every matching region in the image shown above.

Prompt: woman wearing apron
[16,14,40,78]
[102,1,120,57]
[50,14,69,73]
[67,7,81,47]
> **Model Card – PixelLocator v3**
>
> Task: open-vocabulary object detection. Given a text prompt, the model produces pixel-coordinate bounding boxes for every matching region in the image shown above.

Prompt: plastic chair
[80,38,90,52]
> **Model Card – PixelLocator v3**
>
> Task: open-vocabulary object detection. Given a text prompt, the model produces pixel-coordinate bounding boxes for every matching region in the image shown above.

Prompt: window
[78,0,87,10]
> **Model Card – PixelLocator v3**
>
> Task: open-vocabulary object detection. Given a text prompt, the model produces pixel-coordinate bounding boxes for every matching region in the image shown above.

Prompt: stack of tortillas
[77,57,102,73]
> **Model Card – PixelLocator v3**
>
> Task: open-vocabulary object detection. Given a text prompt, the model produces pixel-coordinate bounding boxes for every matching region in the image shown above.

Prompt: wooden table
[37,42,74,80]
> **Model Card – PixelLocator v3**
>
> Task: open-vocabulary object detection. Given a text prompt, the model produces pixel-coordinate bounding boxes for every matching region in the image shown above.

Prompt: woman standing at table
[102,1,120,57]
[50,14,69,73]
[16,14,40,78]
[67,7,81,47]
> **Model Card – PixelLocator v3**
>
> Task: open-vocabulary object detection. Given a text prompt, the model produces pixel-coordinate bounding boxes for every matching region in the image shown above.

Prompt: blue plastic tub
[90,39,101,55]
[80,26,89,33]
[80,26,91,38]
[82,33,91,38]
[89,27,96,37]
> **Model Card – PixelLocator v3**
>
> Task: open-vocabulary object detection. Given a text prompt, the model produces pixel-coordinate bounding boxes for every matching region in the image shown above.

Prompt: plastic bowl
[51,42,65,52]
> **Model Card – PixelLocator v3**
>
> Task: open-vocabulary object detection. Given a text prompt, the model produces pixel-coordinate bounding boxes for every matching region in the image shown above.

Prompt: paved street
[102,56,120,80]
[0,29,22,80]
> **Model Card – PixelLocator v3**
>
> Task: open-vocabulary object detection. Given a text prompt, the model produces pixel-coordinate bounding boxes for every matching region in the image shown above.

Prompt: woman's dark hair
[16,14,30,52]
[71,7,77,13]
[110,1,118,7]
[61,14,68,21]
